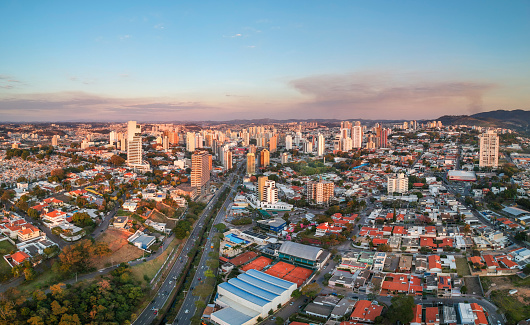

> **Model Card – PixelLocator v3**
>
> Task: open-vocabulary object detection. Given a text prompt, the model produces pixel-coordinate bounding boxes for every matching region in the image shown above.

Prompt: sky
[1,0,529,122]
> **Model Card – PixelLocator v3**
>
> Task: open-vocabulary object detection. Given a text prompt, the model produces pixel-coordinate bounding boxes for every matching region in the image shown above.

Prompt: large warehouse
[211,269,297,325]
[278,241,330,269]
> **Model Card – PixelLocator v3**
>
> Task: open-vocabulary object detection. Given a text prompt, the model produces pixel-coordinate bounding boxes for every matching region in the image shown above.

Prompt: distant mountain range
[436,109,530,131]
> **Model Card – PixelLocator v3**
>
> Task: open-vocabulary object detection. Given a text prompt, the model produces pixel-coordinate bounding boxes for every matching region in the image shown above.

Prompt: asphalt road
[134,168,241,325]
[174,173,242,325]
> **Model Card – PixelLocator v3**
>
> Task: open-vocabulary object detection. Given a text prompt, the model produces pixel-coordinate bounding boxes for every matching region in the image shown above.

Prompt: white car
[185,309,189,314]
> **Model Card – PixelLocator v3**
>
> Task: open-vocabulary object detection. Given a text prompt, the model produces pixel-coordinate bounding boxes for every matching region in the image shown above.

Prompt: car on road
[185,310,189,314]
[290,302,294,306]
[198,277,201,281]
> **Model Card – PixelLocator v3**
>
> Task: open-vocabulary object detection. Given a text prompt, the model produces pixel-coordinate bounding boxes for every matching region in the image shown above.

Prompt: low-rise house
[349,300,383,323]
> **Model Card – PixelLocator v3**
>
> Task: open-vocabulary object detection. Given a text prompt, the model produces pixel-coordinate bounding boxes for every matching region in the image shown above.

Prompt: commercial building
[211,269,297,325]
[479,130,499,168]
[278,241,330,269]
[387,173,408,194]
[191,151,211,195]
[257,217,286,233]
[306,180,334,205]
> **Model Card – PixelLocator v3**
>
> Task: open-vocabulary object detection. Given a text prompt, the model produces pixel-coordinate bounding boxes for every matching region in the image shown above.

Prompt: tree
[268,309,274,315]
[291,289,301,299]
[275,316,284,325]
[109,155,126,166]
[214,223,227,232]
[461,285,468,294]
[463,224,471,235]
[300,283,320,298]
[27,316,44,325]
[194,300,206,310]
[27,208,39,219]
[380,295,415,325]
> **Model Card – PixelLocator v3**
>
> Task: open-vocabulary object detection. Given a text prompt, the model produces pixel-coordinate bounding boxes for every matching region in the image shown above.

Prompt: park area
[92,229,144,269]
[0,240,16,281]
[481,275,530,324]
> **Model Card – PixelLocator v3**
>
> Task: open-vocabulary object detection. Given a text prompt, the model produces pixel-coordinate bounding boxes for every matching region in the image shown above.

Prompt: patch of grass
[116,209,132,216]
[490,289,530,325]
[17,267,58,294]
[512,275,530,287]
[0,240,16,254]
[0,240,16,281]
[455,257,471,276]
[130,237,180,281]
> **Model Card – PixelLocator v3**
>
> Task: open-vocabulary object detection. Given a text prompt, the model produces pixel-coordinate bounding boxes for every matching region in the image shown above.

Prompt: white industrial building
[211,269,297,325]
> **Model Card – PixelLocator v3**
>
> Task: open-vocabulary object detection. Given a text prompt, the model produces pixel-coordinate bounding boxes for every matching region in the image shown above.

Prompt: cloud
[0,91,220,122]
[224,33,242,38]
[154,23,165,29]
[0,75,24,89]
[288,72,497,119]
[119,35,131,40]
[68,76,96,85]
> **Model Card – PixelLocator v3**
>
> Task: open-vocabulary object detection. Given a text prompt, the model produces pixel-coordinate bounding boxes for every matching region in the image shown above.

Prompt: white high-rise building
[262,180,278,204]
[341,137,352,152]
[352,122,363,149]
[281,152,289,164]
[285,134,292,150]
[303,139,313,153]
[163,135,169,151]
[186,132,196,152]
[479,130,499,168]
[51,135,58,147]
[387,173,408,194]
[317,133,325,156]
[127,121,142,166]
[109,131,116,145]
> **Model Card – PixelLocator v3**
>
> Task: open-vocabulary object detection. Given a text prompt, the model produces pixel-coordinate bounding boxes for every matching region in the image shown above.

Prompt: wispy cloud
[154,23,165,29]
[119,35,131,40]
[0,75,24,89]
[68,76,96,85]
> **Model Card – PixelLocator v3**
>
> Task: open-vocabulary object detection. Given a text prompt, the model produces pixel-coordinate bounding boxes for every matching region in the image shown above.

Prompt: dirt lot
[149,209,176,229]
[464,276,483,296]
[482,276,530,304]
[92,228,144,269]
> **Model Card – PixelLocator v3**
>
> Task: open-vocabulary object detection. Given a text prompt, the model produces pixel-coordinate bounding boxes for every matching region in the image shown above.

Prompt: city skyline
[1,0,530,122]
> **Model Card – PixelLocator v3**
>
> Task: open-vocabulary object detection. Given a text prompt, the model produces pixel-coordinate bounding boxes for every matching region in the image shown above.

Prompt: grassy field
[130,237,180,282]
[490,289,530,325]
[0,240,16,281]
[92,229,144,269]
[455,257,471,276]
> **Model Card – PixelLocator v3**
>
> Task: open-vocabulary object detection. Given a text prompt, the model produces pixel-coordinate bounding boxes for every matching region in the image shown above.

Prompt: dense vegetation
[0,264,143,325]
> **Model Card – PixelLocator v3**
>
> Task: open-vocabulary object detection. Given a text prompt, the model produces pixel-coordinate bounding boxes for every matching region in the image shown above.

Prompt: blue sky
[1,1,529,121]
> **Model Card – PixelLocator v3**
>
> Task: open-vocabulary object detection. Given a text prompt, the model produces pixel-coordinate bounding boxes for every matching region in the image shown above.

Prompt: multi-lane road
[174,172,242,324]
[133,176,233,325]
